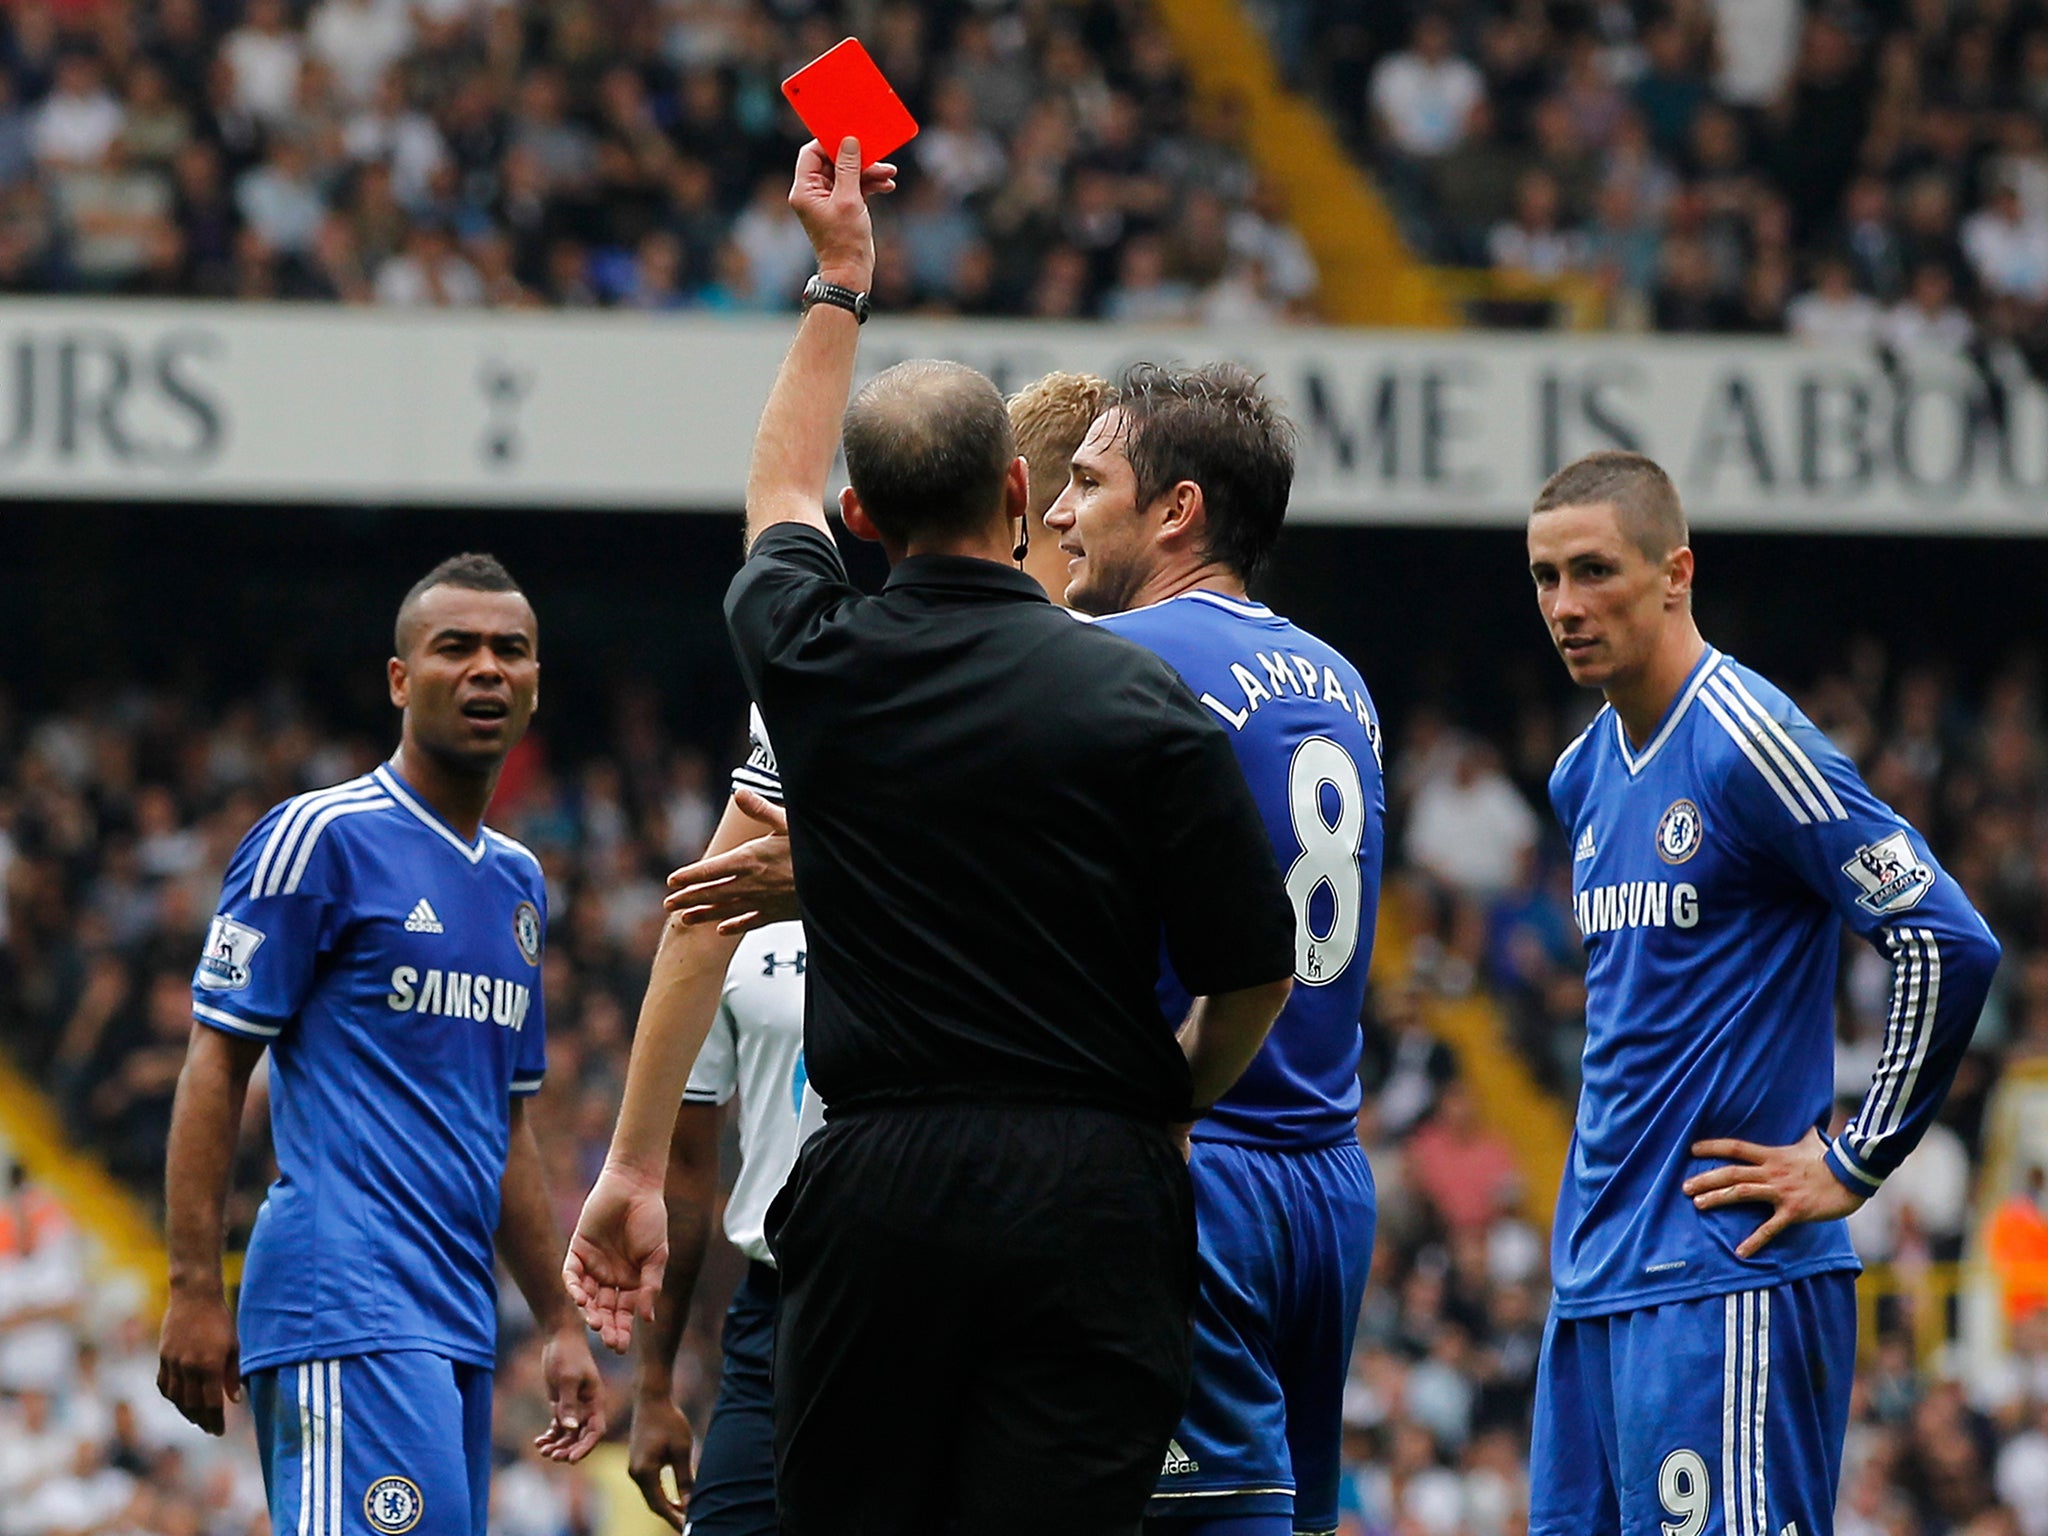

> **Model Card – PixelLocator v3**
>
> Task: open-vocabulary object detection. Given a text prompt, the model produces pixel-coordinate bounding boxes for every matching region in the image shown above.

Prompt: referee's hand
[564,1166,670,1353]
[664,789,797,933]
[1683,1127,1866,1258]
[788,135,896,289]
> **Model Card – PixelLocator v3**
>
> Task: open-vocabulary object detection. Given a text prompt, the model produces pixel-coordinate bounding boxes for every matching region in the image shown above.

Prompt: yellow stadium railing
[1429,269,1615,331]
[1370,881,1571,1229]
[1855,1262,1967,1368]
[0,1052,168,1315]
[1148,0,1457,327]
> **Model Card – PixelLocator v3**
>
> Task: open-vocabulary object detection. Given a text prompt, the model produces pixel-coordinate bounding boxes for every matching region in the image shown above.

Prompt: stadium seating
[0,0,1316,322]
[1288,0,2048,344]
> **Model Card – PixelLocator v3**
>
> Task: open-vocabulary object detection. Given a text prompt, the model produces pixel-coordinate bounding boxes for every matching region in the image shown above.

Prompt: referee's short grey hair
[842,360,1015,543]
[1531,451,1689,561]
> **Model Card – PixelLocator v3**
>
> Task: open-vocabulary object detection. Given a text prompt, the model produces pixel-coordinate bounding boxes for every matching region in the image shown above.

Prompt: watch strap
[802,275,869,323]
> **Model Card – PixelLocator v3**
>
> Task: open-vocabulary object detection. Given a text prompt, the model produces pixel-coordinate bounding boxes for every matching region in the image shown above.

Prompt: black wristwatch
[801,273,870,324]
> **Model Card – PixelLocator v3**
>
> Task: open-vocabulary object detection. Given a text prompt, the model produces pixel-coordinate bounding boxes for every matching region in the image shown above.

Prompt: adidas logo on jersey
[1160,1439,1200,1476]
[404,899,444,934]
[1575,826,1597,861]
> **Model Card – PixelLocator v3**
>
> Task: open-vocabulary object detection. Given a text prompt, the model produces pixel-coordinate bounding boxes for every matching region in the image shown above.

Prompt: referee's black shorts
[766,1101,1197,1536]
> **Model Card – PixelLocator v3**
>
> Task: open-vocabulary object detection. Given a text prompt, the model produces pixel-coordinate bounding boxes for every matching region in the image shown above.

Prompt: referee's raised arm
[743,136,897,549]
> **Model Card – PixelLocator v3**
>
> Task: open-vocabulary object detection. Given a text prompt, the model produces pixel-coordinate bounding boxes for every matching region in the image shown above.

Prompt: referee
[688,138,1289,1535]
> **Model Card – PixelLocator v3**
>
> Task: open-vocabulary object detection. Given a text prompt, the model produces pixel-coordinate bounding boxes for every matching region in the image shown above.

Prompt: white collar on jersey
[1108,588,1274,621]
[1612,647,1723,777]
[373,762,489,863]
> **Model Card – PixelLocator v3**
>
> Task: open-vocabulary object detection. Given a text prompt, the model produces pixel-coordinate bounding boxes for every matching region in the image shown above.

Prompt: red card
[781,38,920,167]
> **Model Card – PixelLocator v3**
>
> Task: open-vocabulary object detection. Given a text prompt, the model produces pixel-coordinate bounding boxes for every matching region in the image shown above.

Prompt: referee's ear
[841,486,882,544]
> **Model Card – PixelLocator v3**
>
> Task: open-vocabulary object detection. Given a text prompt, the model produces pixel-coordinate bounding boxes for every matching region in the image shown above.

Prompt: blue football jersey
[1095,590,1386,1149]
[1549,648,1999,1318]
[190,762,549,1374]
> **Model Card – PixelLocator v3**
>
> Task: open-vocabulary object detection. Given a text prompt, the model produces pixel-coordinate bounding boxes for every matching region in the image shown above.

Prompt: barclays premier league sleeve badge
[197,914,266,991]
[1842,831,1935,916]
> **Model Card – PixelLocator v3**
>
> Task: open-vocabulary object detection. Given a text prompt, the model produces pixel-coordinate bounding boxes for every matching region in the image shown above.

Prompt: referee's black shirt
[726,522,1295,1124]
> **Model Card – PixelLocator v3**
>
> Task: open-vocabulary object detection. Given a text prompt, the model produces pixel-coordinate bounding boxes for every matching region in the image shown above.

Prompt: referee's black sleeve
[1137,670,1297,999]
[724,522,853,706]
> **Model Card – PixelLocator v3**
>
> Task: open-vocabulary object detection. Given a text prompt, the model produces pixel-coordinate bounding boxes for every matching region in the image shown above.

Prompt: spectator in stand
[1488,168,1589,281]
[32,53,122,171]
[1789,253,1886,346]
[234,133,323,259]
[1654,234,1736,332]
[1990,1167,2048,1323]
[1101,230,1194,322]
[1884,261,1977,353]
[1404,1082,1522,1237]
[1965,178,2048,298]
[308,0,412,110]
[1371,13,1485,163]
[1407,739,1539,901]
[221,0,304,131]
[1631,18,1710,164]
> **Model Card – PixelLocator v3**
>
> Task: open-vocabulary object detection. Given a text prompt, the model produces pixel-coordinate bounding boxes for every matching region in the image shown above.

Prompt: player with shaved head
[159,554,603,1536]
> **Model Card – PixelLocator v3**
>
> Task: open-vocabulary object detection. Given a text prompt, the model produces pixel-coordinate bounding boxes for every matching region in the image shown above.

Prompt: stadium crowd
[0,629,2045,1532]
[0,0,1319,322]
[1317,0,2048,344]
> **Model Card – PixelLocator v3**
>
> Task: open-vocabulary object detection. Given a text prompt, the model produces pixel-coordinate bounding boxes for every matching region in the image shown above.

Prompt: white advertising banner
[0,299,2045,532]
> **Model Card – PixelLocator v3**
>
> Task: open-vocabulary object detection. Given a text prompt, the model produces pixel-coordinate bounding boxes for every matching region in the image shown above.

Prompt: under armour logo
[762,951,806,977]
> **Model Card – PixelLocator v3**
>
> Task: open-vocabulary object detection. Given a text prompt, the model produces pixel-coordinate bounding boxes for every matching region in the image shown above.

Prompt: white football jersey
[683,921,812,1264]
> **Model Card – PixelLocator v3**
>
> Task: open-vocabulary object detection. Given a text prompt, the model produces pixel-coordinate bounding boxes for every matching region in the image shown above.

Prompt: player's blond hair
[1007,371,1111,519]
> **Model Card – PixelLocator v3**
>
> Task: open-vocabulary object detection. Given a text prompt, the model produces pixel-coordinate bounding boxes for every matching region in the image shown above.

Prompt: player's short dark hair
[1108,362,1296,582]
[1531,451,1689,560]
[394,552,525,653]
[842,360,1015,543]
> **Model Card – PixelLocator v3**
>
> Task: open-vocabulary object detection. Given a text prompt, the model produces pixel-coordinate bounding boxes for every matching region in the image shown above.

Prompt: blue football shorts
[1146,1137,1376,1536]
[1530,1272,1857,1536]
[249,1350,493,1536]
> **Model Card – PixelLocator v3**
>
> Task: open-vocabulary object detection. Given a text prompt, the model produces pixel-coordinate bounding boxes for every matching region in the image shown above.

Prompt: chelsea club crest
[1656,799,1703,864]
[512,901,543,966]
[364,1476,423,1534]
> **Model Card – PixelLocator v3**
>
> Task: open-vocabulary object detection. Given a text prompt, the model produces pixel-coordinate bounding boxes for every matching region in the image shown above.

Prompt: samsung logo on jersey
[1575,881,1700,935]
[385,966,532,1030]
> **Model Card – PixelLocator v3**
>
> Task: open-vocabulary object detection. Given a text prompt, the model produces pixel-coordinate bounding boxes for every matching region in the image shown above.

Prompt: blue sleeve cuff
[508,1075,546,1098]
[191,1001,282,1039]
[1824,1137,1884,1196]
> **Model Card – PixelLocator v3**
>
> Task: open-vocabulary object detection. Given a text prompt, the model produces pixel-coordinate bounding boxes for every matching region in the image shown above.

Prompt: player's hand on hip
[564,1164,669,1353]
[156,1287,241,1436]
[664,791,798,932]
[626,1392,697,1530]
[787,136,896,290]
[1684,1127,1866,1259]
[534,1323,607,1464]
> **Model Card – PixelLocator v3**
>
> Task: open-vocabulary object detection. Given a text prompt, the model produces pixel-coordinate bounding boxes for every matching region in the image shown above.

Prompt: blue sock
[1143,1517,1294,1536]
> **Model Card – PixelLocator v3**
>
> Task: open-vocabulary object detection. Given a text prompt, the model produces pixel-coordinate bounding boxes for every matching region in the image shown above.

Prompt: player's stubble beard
[1066,541,1150,618]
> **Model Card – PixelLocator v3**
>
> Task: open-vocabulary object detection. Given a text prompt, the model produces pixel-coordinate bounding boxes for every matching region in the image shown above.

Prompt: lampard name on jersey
[385,966,534,1030]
